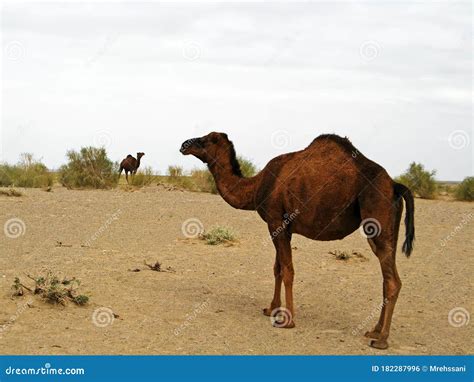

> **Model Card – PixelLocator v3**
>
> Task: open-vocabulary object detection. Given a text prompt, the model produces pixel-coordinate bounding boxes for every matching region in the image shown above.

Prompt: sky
[1,1,472,180]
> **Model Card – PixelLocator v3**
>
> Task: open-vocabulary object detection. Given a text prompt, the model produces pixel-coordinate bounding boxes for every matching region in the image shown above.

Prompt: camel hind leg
[359,182,403,349]
[364,198,403,341]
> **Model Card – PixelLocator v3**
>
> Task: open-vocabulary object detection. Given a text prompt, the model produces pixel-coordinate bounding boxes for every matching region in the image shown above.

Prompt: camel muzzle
[180,138,202,154]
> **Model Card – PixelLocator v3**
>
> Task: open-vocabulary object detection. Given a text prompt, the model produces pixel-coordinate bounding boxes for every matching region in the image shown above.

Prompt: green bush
[59,147,119,189]
[0,153,53,188]
[395,162,437,199]
[455,177,474,201]
[131,166,155,187]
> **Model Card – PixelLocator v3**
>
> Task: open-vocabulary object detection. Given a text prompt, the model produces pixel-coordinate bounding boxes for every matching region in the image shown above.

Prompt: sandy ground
[0,185,472,355]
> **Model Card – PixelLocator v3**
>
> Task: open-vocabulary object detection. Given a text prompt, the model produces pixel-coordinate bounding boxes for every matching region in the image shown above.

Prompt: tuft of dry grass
[130,167,155,187]
[329,250,367,261]
[143,260,175,273]
[144,260,162,272]
[200,226,236,246]
[0,188,23,197]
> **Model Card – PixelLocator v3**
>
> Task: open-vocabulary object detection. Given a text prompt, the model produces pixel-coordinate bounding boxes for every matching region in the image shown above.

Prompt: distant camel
[119,152,145,184]
[180,132,415,349]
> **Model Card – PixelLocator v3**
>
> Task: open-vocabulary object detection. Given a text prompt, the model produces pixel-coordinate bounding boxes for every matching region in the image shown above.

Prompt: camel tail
[394,182,415,257]
[119,165,123,175]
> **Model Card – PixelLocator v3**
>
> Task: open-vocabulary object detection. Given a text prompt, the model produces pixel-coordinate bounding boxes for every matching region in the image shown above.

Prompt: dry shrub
[12,271,89,306]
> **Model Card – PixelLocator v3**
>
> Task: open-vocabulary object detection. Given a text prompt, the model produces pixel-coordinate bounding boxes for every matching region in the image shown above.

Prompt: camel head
[180,132,231,164]
[137,152,145,159]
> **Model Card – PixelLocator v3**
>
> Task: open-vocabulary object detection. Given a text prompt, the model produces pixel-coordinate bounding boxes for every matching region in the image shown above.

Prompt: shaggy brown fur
[119,152,145,184]
[180,132,415,349]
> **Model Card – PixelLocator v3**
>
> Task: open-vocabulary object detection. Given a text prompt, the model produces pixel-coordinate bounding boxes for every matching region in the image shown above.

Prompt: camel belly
[291,200,361,241]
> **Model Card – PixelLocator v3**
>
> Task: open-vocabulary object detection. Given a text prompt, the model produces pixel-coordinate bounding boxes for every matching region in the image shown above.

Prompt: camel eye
[210,136,219,144]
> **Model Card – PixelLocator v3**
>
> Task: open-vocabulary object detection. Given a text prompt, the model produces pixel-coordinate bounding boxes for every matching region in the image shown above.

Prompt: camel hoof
[369,338,388,350]
[364,330,381,339]
[263,308,273,317]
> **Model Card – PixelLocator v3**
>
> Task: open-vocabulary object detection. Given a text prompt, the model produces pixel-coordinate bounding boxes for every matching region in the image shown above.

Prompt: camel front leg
[263,258,282,316]
[264,225,295,328]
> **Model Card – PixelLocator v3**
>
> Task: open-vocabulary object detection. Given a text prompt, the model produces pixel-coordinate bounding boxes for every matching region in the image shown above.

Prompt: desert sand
[0,186,472,355]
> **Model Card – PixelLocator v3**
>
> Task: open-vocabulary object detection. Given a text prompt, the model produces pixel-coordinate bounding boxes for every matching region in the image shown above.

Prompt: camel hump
[309,134,358,155]
[126,154,133,158]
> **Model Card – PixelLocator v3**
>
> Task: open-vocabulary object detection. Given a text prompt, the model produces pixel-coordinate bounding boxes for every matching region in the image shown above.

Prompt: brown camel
[119,152,145,184]
[180,132,415,349]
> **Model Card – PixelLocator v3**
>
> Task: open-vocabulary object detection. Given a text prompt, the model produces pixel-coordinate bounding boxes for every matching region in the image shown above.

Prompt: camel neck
[208,162,259,211]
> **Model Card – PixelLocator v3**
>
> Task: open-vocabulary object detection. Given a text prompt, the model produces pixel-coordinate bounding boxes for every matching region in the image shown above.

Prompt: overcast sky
[1,1,472,180]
